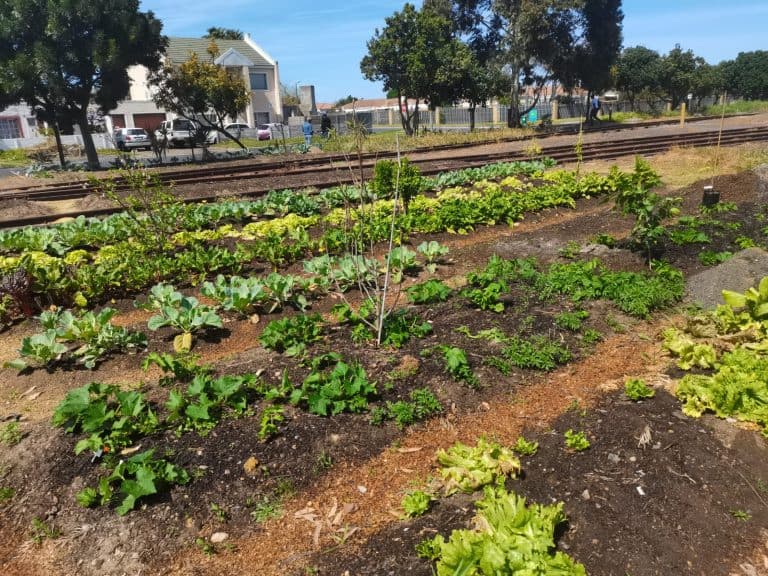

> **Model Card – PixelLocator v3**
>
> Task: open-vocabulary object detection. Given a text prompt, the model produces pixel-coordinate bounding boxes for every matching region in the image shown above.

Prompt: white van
[155,119,218,147]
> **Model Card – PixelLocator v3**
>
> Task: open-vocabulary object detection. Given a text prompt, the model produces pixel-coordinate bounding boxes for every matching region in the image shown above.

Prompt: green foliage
[564,429,590,452]
[401,490,433,518]
[676,348,768,434]
[259,314,324,356]
[0,422,22,446]
[52,383,159,454]
[662,328,717,370]
[611,158,679,258]
[165,373,256,435]
[7,307,146,371]
[406,279,452,304]
[291,359,377,416]
[624,378,656,401]
[387,246,419,283]
[698,250,733,266]
[201,274,267,315]
[372,388,443,429]
[142,352,211,386]
[30,517,62,544]
[416,240,449,273]
[371,158,424,210]
[512,436,539,456]
[462,281,506,312]
[258,406,285,442]
[423,485,585,575]
[76,449,189,515]
[145,284,222,352]
[554,310,589,331]
[0,486,15,502]
[499,335,571,371]
[437,438,520,496]
[436,346,479,387]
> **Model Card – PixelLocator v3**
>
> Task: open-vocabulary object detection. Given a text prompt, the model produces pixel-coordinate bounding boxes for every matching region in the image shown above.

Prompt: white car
[155,119,218,147]
[113,128,151,151]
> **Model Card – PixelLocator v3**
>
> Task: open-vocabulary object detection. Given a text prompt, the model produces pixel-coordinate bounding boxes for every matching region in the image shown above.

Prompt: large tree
[448,0,622,126]
[614,46,664,109]
[0,0,166,169]
[660,45,708,110]
[150,42,251,149]
[361,3,468,135]
[722,51,768,101]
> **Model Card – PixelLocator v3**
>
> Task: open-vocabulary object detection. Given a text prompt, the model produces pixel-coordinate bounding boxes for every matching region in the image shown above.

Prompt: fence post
[492,104,500,125]
[387,108,394,126]
[551,101,558,122]
[435,107,441,127]
[680,102,686,126]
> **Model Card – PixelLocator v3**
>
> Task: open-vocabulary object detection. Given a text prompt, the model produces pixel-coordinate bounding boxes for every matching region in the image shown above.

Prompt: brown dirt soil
[2,161,768,576]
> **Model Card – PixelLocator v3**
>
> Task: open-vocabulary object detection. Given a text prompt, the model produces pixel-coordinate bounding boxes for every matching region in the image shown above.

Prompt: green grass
[703,100,768,115]
[0,148,29,168]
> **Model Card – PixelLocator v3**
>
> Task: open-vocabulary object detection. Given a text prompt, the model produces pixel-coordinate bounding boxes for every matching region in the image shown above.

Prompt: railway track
[1,124,766,228]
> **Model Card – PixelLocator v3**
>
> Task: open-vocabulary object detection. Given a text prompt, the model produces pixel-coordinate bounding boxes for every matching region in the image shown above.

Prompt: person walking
[302,117,313,147]
[320,112,331,138]
[591,94,601,123]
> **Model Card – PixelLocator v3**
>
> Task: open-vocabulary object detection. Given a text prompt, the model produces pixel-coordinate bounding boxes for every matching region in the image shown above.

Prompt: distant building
[108,35,282,133]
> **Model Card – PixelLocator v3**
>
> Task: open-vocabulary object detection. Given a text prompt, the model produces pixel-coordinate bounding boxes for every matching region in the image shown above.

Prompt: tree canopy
[150,42,250,149]
[0,0,166,168]
[722,51,768,100]
[204,27,244,40]
[361,2,469,135]
[614,46,664,107]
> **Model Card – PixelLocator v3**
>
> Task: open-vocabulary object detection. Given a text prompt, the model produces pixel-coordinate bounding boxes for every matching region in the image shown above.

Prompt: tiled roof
[165,37,272,67]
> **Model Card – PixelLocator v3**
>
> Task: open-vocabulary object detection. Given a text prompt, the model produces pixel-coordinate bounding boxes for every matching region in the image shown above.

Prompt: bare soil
[1,159,768,576]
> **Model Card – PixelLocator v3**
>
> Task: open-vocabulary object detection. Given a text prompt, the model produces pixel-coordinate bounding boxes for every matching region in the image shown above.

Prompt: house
[107,34,282,133]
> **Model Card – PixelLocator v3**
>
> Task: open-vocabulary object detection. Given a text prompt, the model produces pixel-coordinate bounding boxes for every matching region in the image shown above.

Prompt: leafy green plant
[372,388,443,429]
[437,438,521,495]
[0,422,22,446]
[201,274,267,315]
[406,279,452,304]
[498,335,571,371]
[462,280,506,312]
[676,348,768,435]
[421,485,585,575]
[76,449,189,515]
[662,328,717,370]
[386,246,418,284]
[401,490,433,518]
[261,272,310,312]
[435,345,478,387]
[290,359,377,416]
[0,486,14,502]
[146,286,222,353]
[730,509,751,521]
[564,429,590,452]
[512,436,539,456]
[698,250,733,266]
[258,405,285,441]
[52,383,159,454]
[624,378,655,401]
[558,241,581,259]
[142,352,212,386]
[416,240,449,273]
[259,314,324,356]
[30,517,62,544]
[166,373,256,435]
[554,310,589,331]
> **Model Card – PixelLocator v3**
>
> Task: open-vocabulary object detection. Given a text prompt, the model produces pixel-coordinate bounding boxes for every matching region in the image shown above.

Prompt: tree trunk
[76,109,100,170]
[398,94,413,136]
[468,106,476,132]
[52,123,66,167]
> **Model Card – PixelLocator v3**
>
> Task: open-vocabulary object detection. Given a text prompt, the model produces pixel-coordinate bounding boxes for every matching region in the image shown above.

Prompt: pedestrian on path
[302,118,313,147]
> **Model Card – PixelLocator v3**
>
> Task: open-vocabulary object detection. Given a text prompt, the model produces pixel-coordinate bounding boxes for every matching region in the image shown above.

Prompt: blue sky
[140,0,766,103]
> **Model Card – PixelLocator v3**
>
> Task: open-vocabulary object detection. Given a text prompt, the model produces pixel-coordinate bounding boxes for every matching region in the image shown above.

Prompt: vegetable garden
[1,151,768,576]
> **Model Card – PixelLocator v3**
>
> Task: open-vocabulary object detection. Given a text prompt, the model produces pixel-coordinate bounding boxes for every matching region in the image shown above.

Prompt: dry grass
[575,142,768,189]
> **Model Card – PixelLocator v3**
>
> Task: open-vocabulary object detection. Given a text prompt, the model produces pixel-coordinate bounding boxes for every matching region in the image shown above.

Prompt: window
[254,112,270,125]
[0,117,22,139]
[249,72,267,90]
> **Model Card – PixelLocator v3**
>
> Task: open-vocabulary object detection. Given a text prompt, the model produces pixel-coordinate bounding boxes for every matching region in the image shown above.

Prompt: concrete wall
[0,133,114,151]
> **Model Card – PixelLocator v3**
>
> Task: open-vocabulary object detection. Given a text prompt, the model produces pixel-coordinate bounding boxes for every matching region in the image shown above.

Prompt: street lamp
[295,81,301,100]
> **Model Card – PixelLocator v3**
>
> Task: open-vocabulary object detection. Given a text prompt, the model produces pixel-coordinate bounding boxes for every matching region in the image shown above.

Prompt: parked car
[113,127,151,151]
[155,119,218,147]
[224,123,250,138]
[257,123,284,141]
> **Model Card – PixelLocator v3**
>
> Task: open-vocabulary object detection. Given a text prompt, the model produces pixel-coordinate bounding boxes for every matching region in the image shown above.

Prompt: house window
[0,117,22,139]
[249,72,267,90]
[254,112,270,125]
